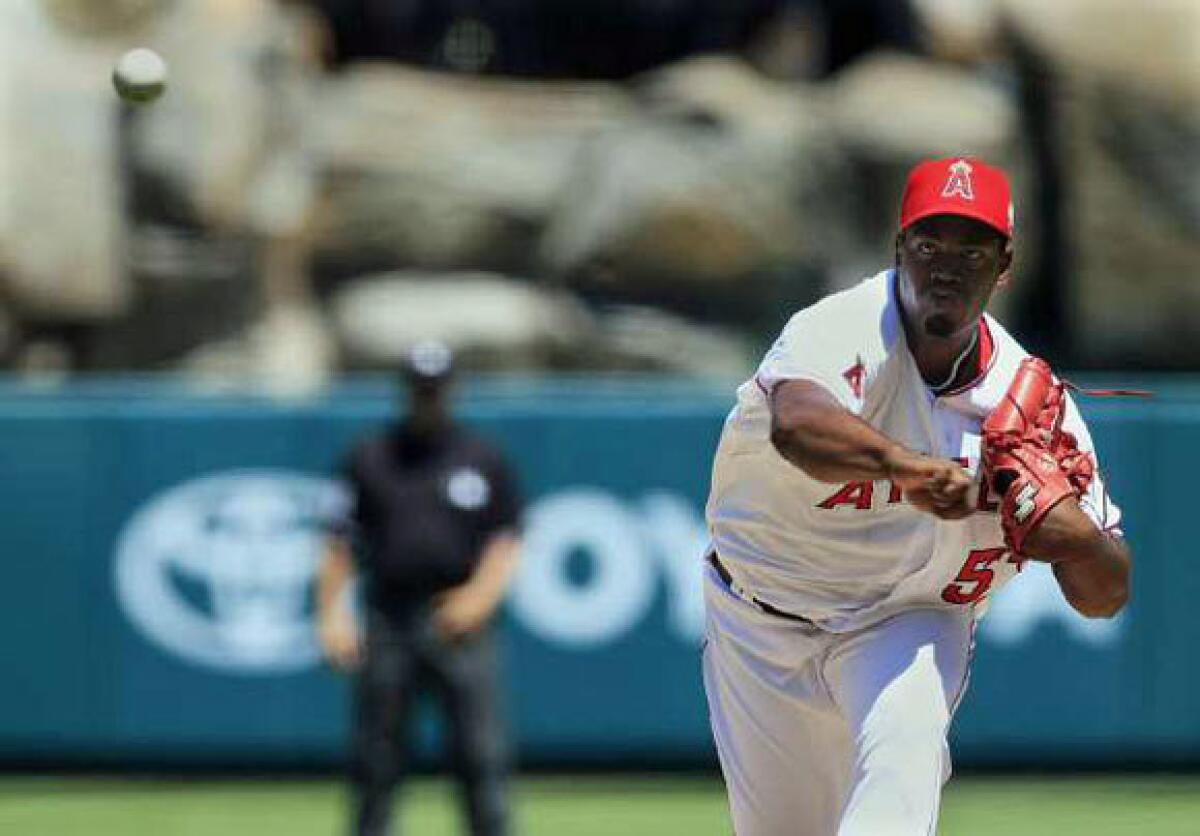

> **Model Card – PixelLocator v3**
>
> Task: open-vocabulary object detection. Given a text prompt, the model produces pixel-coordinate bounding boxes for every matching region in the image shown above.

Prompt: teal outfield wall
[0,377,1193,768]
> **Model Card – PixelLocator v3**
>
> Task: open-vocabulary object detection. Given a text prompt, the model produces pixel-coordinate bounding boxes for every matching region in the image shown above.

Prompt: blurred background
[2,0,1199,834]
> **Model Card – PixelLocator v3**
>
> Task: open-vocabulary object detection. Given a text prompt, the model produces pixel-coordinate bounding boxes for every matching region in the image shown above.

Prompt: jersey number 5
[941,547,1020,605]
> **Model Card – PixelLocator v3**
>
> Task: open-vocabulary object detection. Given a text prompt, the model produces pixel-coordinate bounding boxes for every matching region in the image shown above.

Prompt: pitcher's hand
[886,448,974,520]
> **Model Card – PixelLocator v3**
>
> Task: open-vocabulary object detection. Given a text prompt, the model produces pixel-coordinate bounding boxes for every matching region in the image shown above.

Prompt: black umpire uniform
[319,342,522,836]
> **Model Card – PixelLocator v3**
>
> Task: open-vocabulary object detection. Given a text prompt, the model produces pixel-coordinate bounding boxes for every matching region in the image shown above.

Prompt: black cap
[403,340,454,385]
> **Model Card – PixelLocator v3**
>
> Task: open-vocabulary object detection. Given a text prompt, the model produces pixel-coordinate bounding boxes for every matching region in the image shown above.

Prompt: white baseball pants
[702,562,974,836]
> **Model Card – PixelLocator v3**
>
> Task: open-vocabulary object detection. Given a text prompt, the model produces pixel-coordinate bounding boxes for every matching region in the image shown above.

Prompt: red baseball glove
[981,357,1093,555]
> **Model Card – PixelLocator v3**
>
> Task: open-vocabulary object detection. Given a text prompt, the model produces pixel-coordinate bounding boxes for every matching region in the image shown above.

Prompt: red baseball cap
[899,157,1014,238]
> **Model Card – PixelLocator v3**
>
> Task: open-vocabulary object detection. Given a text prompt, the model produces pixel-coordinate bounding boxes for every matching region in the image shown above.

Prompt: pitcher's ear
[996,238,1014,289]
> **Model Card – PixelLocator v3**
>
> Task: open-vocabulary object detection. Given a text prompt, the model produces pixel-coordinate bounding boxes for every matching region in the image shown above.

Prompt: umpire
[317,341,522,836]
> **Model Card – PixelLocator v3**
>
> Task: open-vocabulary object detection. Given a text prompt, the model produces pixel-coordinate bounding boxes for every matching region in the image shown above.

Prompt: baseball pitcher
[702,158,1131,835]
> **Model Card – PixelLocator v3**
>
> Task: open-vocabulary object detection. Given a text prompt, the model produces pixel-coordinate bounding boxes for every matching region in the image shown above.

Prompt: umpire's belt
[708,551,815,626]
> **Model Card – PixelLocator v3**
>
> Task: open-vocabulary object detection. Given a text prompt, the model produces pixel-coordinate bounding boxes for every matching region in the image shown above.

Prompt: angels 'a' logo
[843,356,865,399]
[942,159,975,201]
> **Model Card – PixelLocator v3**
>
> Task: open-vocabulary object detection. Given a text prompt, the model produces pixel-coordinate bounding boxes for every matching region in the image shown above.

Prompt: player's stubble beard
[895,259,961,343]
[921,311,956,339]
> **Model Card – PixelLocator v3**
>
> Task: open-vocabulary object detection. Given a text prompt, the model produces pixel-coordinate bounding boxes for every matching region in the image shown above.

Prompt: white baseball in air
[112,48,168,104]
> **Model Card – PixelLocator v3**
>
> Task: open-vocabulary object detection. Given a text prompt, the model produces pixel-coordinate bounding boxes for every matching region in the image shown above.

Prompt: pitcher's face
[895,215,1012,341]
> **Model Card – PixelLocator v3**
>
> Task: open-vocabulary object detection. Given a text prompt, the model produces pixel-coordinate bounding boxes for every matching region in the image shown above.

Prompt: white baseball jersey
[706,269,1121,633]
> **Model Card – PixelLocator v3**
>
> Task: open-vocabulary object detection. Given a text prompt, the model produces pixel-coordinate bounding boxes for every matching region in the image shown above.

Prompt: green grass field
[3,774,1200,835]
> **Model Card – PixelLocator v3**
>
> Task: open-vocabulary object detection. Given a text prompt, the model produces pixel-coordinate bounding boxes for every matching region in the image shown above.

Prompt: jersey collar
[937,316,996,397]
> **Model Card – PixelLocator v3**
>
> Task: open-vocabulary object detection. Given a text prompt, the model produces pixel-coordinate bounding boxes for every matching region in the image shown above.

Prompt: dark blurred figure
[317,341,523,836]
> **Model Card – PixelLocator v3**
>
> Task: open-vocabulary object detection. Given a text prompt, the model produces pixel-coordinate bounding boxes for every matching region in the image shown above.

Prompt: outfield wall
[0,377,1191,768]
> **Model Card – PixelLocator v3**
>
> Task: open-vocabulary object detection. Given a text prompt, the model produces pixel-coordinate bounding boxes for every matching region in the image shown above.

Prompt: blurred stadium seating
[1,0,1196,384]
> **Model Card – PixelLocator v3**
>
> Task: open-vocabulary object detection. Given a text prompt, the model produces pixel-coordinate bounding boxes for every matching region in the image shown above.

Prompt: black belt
[708,552,815,626]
